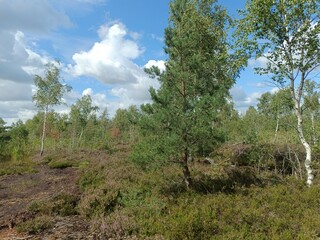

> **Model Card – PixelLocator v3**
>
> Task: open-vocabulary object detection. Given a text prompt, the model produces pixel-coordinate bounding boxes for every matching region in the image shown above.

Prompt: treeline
[1,82,320,175]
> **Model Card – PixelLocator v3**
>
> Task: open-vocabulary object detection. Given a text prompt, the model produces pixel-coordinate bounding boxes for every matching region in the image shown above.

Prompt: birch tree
[33,62,71,156]
[303,80,320,145]
[236,0,320,186]
[70,94,98,147]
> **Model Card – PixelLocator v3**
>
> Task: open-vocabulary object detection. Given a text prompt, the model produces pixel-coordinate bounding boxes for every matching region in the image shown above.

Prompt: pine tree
[143,0,238,188]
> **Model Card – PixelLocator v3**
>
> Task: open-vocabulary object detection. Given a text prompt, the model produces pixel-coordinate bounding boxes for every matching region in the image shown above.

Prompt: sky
[0,0,274,125]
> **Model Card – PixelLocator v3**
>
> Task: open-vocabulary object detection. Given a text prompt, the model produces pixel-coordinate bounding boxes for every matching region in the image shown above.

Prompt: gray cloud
[230,86,262,114]
[0,0,72,33]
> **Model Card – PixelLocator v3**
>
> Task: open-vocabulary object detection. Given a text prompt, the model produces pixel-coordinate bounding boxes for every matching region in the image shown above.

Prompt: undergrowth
[76,150,320,239]
[0,158,37,176]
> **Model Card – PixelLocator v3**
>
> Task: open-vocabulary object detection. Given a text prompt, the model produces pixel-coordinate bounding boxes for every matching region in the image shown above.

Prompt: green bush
[28,193,79,217]
[48,159,74,169]
[78,188,122,218]
[78,166,105,191]
[17,215,54,234]
[0,159,37,176]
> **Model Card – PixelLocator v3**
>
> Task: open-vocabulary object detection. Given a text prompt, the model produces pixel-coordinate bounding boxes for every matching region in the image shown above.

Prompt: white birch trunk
[294,100,313,186]
[273,114,279,143]
[40,108,47,157]
[311,111,317,145]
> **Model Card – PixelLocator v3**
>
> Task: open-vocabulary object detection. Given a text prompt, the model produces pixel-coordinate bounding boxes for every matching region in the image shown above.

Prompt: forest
[1,0,320,239]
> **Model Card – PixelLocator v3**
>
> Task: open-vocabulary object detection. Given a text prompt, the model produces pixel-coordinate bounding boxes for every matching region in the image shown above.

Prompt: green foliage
[236,0,320,84]
[134,0,240,187]
[112,106,141,144]
[8,120,29,161]
[32,61,71,156]
[78,188,122,218]
[32,61,71,111]
[17,215,54,234]
[28,193,79,217]
[78,165,106,191]
[77,148,320,239]
[236,0,320,185]
[129,133,178,171]
[48,159,74,169]
[0,158,37,176]
[70,94,99,148]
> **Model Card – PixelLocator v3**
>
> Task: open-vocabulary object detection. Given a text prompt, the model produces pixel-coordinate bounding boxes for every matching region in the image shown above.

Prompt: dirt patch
[0,163,86,239]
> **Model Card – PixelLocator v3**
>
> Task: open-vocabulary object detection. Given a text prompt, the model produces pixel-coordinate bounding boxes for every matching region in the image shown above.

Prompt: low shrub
[0,159,37,176]
[48,159,74,169]
[28,193,79,217]
[16,215,54,234]
[78,188,122,218]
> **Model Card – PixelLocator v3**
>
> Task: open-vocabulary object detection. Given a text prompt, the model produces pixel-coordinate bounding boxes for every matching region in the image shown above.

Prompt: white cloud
[0,101,36,126]
[82,88,94,96]
[230,86,263,114]
[0,31,50,124]
[144,60,166,72]
[248,56,268,68]
[69,22,161,113]
[0,80,33,102]
[150,34,164,42]
[70,23,144,85]
[0,0,71,124]
[0,0,72,33]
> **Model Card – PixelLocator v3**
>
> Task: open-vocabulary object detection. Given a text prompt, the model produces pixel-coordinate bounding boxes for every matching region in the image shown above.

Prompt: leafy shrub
[0,159,37,176]
[28,193,79,217]
[17,215,54,234]
[78,188,122,218]
[78,166,105,191]
[48,159,74,169]
[90,209,137,239]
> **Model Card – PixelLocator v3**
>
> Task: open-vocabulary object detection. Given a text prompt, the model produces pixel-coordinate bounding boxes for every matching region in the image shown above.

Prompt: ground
[0,163,91,239]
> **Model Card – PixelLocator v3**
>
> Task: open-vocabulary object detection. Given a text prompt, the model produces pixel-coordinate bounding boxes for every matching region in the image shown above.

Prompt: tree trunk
[78,127,84,147]
[40,109,47,157]
[294,100,313,186]
[310,111,317,145]
[274,114,280,143]
[181,62,192,189]
[182,146,192,189]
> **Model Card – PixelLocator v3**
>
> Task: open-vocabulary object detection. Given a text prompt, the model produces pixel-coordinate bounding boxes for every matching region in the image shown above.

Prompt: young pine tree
[142,0,238,188]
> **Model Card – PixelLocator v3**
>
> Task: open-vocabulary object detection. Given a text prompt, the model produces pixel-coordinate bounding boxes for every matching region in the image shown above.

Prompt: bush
[17,215,54,234]
[0,159,37,176]
[48,159,74,169]
[28,193,79,217]
[78,188,122,218]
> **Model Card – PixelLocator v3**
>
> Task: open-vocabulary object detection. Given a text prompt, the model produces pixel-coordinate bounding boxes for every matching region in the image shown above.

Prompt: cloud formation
[0,0,72,33]
[230,86,262,114]
[69,22,161,110]
[0,0,71,125]
[70,23,143,84]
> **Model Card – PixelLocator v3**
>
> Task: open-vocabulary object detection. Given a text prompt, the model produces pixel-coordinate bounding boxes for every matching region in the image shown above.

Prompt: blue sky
[0,0,274,125]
